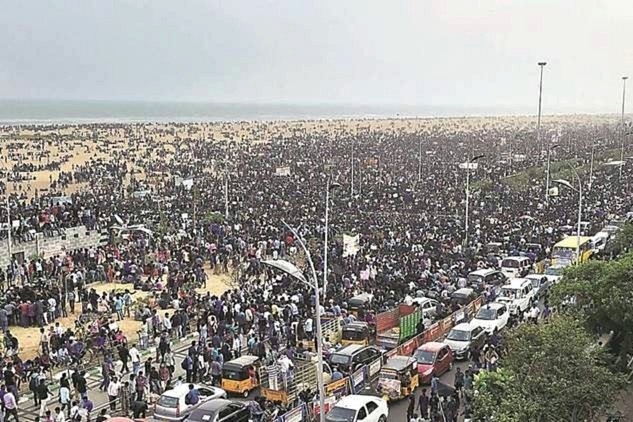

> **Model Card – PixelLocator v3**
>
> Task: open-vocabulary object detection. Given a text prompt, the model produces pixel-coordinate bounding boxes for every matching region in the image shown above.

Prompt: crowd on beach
[0,116,630,421]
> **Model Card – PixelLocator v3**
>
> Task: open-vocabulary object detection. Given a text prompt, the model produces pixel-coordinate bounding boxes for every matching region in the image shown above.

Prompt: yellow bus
[551,236,593,266]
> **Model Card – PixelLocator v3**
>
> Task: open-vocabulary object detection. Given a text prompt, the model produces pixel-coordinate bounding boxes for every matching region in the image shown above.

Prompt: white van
[500,256,531,279]
[591,232,610,253]
[494,278,535,315]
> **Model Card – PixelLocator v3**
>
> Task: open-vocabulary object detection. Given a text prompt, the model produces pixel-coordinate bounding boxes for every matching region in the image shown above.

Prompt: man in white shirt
[129,344,141,375]
[107,376,121,411]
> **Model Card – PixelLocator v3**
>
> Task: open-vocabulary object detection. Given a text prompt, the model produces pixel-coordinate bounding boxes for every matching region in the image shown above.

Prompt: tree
[472,316,624,421]
[604,222,633,257]
[550,253,633,358]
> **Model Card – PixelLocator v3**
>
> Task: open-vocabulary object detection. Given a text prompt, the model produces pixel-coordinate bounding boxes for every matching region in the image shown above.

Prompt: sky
[1,0,632,113]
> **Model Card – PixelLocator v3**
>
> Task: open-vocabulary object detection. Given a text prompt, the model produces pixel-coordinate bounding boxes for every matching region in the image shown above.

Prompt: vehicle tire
[378,416,387,422]
[242,389,249,398]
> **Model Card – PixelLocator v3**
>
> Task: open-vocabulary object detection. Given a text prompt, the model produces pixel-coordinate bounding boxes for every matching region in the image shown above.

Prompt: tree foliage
[604,222,633,257]
[472,316,624,421]
[550,253,633,358]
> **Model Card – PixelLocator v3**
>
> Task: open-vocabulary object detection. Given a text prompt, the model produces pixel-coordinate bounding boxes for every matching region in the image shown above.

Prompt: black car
[185,399,250,422]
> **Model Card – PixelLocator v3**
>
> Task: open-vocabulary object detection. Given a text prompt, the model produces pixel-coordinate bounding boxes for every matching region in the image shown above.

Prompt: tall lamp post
[554,166,583,263]
[463,154,485,247]
[280,222,327,421]
[588,137,605,192]
[537,62,547,160]
[545,143,560,201]
[620,76,628,178]
[322,180,340,300]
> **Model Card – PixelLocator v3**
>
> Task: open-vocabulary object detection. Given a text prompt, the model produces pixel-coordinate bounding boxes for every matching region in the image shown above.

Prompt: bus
[551,236,593,266]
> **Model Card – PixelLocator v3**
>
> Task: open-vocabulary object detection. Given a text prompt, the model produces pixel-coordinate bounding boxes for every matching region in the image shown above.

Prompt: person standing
[118,342,130,373]
[119,381,131,417]
[418,388,429,420]
[406,395,415,422]
[106,376,121,411]
[58,383,71,413]
[3,389,18,422]
[129,344,141,375]
[36,379,52,418]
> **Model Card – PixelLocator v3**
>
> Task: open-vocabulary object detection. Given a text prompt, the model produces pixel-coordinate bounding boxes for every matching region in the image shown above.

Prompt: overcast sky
[1,0,632,113]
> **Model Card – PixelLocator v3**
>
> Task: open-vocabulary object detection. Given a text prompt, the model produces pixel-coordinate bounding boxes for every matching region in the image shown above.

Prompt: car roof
[162,383,208,398]
[502,256,529,262]
[505,278,531,288]
[334,344,366,355]
[470,269,496,276]
[417,341,446,352]
[451,322,473,332]
[333,395,379,410]
[479,302,505,310]
[453,287,474,295]
[191,399,233,412]
[344,322,369,330]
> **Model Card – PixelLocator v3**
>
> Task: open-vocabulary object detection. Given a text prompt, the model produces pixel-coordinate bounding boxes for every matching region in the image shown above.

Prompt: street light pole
[464,155,485,248]
[620,76,628,178]
[322,180,339,300]
[554,165,583,263]
[588,138,604,192]
[418,138,422,182]
[282,222,326,422]
[537,62,547,161]
[350,140,354,196]
[545,143,560,202]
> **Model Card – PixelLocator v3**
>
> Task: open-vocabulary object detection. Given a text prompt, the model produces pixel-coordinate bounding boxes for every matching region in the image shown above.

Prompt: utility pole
[537,61,547,160]
[620,76,628,178]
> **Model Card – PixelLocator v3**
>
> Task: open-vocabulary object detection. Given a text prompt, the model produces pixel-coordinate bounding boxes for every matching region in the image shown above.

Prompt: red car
[414,341,454,383]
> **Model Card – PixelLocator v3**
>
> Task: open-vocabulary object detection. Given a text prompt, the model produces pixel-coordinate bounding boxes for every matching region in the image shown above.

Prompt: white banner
[458,162,479,170]
[275,166,291,176]
[343,234,360,257]
[548,187,559,197]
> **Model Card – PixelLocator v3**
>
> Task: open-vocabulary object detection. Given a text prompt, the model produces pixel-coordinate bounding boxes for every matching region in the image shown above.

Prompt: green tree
[472,316,624,421]
[550,253,633,358]
[604,222,633,257]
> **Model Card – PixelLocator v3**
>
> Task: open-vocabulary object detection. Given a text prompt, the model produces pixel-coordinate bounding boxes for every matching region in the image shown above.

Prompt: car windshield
[475,308,497,320]
[158,395,179,408]
[500,287,521,299]
[326,407,357,422]
[545,267,563,276]
[342,329,365,341]
[447,329,471,341]
[468,274,483,283]
[501,259,520,268]
[415,349,436,364]
[222,369,244,381]
[329,354,351,366]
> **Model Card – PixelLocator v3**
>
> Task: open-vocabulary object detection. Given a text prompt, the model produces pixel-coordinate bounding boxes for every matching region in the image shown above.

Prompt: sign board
[342,234,360,257]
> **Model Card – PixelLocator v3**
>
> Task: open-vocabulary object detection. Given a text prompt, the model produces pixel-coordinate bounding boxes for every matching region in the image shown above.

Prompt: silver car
[443,323,487,360]
[154,383,227,422]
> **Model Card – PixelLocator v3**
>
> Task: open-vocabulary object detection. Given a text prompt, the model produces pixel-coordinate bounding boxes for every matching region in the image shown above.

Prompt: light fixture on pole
[620,76,628,178]
[278,222,327,422]
[463,154,485,248]
[553,166,583,264]
[322,180,340,301]
[537,62,547,161]
[545,143,560,201]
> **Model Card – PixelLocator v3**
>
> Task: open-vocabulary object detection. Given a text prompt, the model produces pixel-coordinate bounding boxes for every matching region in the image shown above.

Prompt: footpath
[17,333,198,421]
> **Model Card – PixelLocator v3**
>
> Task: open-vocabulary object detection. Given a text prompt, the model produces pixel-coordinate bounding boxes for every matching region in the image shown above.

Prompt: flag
[275,166,291,176]
[458,162,479,170]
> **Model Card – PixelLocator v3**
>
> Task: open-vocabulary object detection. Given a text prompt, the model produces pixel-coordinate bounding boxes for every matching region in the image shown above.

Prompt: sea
[0,100,539,125]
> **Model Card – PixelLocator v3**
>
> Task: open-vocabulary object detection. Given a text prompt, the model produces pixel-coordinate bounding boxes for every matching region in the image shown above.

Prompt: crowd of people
[0,116,630,421]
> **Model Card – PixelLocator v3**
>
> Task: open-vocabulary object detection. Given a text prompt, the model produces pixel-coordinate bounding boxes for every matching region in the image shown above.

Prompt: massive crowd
[0,116,630,421]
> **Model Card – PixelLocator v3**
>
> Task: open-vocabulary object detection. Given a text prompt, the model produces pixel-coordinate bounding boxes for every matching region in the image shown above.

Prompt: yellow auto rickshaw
[375,355,419,401]
[347,293,373,317]
[341,322,372,346]
[221,355,261,398]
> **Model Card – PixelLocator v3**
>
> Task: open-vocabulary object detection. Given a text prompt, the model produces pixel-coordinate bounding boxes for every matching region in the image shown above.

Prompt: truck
[259,355,332,405]
[375,304,423,350]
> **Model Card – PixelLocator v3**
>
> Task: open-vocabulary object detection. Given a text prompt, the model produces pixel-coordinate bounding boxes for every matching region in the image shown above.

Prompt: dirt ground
[13,270,232,359]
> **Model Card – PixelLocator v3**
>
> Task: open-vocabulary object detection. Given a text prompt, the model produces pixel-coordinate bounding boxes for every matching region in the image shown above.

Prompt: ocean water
[0,100,533,124]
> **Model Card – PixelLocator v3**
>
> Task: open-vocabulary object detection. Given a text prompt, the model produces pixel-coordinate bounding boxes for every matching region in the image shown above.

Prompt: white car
[500,256,531,279]
[404,295,438,324]
[494,278,535,315]
[471,303,510,334]
[542,265,565,283]
[325,395,388,422]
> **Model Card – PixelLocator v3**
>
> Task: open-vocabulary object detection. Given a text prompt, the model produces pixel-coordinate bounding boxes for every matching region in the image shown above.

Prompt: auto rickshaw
[221,355,261,398]
[341,322,372,346]
[347,293,373,317]
[375,355,419,401]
